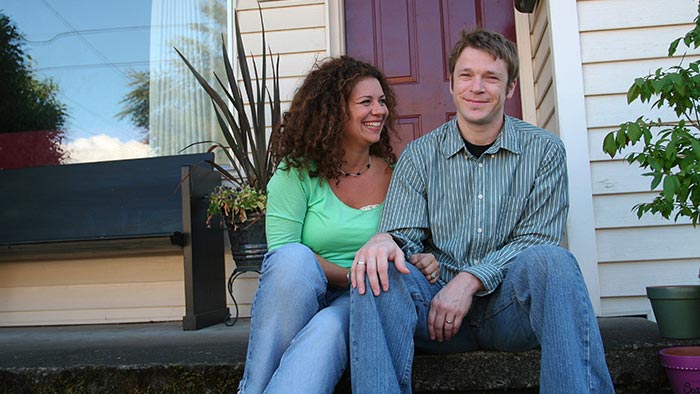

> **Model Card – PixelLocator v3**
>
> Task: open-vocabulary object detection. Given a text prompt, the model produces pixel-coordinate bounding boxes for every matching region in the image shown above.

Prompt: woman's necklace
[340,155,371,177]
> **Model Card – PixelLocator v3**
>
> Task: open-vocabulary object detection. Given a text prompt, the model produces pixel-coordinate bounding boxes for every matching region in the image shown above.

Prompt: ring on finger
[357,261,366,266]
[430,271,437,280]
[445,319,454,324]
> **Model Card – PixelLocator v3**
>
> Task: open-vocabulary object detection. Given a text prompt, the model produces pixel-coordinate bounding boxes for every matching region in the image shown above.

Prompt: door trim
[326,0,346,56]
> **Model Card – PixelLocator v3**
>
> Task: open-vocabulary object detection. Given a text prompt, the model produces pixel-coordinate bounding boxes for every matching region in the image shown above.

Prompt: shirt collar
[440,116,522,158]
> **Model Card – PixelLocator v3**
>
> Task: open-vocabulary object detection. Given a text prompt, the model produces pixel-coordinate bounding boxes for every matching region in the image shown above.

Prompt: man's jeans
[349,245,615,394]
[238,243,349,394]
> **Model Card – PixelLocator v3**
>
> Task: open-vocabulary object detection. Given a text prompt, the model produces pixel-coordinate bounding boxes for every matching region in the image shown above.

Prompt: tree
[603,5,700,226]
[0,11,68,168]
[116,70,149,143]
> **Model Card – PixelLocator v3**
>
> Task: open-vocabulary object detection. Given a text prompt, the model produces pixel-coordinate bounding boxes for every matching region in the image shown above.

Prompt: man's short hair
[448,29,519,86]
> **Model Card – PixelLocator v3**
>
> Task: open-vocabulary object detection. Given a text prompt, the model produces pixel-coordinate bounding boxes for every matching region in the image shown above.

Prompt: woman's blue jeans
[238,243,349,394]
[349,245,615,394]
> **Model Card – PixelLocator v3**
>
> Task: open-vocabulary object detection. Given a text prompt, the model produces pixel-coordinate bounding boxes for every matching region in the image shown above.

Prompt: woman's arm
[315,254,350,289]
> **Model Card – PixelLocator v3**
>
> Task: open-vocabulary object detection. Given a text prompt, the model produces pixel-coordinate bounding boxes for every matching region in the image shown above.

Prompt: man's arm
[464,140,569,295]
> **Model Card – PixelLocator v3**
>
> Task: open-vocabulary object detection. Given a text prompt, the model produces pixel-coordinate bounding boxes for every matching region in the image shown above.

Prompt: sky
[3,0,152,162]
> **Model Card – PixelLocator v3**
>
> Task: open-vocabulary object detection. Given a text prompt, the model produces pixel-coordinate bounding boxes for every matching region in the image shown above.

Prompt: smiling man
[348,29,615,393]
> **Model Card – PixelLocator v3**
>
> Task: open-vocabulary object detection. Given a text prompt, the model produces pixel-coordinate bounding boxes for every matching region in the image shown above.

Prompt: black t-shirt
[463,138,493,158]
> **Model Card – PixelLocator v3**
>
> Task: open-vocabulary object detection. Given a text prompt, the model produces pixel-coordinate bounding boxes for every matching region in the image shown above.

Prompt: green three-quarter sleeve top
[265,164,383,268]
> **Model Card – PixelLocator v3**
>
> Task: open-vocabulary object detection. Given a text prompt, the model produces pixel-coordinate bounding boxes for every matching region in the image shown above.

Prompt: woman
[237,56,440,393]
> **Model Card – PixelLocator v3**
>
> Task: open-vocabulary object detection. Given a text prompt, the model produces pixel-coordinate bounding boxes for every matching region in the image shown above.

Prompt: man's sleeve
[465,140,569,295]
[378,146,430,258]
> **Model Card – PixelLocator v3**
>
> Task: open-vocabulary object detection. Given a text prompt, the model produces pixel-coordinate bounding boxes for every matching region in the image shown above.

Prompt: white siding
[0,250,259,326]
[237,0,327,104]
[0,253,185,326]
[528,1,558,134]
[576,0,700,317]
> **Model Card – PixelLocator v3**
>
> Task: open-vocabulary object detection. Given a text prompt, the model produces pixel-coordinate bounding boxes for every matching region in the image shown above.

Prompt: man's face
[450,47,516,130]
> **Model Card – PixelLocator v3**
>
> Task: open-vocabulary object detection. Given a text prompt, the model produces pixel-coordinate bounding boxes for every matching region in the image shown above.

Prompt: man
[348,29,614,393]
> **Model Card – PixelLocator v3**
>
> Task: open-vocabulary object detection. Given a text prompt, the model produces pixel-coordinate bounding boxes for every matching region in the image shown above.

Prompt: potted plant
[603,5,700,340]
[174,5,280,272]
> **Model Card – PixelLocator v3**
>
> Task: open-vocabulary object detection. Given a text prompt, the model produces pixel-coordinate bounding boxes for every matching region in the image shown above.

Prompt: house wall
[0,253,184,326]
[525,1,558,135]
[0,251,263,327]
[575,0,699,317]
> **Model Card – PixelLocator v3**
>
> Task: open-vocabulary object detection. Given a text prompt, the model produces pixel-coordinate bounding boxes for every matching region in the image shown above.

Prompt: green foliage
[206,184,266,229]
[603,5,700,226]
[175,5,280,225]
[0,12,67,135]
[116,70,149,142]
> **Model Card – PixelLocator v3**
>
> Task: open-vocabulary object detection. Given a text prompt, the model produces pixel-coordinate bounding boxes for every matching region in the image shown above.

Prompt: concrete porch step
[1,317,698,393]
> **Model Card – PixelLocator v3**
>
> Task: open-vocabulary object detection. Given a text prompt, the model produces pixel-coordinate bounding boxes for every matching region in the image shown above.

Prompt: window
[1,0,229,169]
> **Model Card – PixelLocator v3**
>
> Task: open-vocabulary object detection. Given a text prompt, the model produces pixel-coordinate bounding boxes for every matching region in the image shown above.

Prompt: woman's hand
[352,233,408,296]
[408,253,440,285]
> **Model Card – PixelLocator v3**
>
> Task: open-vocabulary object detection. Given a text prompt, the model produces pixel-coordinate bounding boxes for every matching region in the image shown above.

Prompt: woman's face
[342,77,388,148]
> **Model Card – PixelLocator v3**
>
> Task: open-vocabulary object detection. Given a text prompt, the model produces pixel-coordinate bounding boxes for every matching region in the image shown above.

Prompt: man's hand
[428,272,484,342]
[352,233,408,296]
[409,253,440,285]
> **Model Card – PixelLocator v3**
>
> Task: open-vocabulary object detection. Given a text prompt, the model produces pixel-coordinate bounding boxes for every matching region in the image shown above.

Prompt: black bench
[0,153,227,330]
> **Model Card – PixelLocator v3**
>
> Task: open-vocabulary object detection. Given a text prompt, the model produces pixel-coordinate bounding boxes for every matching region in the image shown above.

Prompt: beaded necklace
[340,155,371,177]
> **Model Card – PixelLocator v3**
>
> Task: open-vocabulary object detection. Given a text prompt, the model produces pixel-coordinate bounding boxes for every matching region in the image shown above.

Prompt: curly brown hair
[270,56,398,180]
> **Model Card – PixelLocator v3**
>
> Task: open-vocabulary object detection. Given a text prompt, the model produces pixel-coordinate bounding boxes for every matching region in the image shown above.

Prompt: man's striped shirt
[378,116,569,294]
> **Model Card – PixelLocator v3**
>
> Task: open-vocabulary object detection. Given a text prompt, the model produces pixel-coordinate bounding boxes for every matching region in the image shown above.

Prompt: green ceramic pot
[647,285,700,339]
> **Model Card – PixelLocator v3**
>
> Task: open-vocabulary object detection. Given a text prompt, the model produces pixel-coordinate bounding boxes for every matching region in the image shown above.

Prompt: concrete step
[1,317,698,393]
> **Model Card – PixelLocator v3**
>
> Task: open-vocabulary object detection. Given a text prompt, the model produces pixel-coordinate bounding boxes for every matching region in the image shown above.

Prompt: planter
[227,214,267,270]
[659,346,700,394]
[647,285,700,339]
[224,214,267,326]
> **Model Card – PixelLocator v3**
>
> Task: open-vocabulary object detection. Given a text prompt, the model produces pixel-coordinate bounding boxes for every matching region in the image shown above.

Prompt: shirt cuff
[462,263,504,295]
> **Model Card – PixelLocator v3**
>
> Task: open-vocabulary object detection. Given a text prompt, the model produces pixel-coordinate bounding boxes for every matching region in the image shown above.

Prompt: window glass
[1,0,227,169]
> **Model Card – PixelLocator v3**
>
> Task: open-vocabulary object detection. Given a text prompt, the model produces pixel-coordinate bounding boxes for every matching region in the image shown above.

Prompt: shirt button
[478,194,483,199]
[475,259,480,264]
[478,163,483,168]
[477,227,483,233]
[490,155,495,159]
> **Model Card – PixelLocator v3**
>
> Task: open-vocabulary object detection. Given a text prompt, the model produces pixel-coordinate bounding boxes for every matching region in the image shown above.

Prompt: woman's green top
[265,165,383,268]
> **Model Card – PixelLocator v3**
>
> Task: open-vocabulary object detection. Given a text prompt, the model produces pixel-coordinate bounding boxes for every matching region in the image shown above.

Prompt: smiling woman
[0,0,228,168]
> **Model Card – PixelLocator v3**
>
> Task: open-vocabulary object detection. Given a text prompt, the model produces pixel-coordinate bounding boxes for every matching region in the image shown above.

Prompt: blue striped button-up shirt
[378,116,569,294]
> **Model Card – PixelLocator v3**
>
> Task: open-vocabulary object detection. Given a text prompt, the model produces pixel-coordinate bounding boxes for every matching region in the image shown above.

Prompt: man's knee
[514,245,581,282]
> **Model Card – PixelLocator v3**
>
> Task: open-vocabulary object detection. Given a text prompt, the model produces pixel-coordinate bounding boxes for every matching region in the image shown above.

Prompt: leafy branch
[603,4,700,226]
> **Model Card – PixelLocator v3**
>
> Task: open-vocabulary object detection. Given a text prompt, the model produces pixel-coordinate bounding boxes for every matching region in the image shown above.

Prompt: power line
[37,60,150,72]
[27,26,152,45]
[39,0,129,80]
[25,23,197,46]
